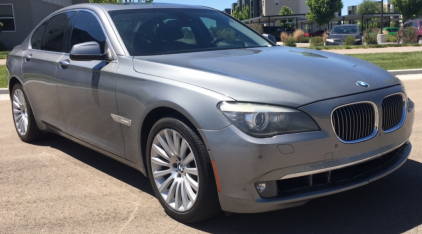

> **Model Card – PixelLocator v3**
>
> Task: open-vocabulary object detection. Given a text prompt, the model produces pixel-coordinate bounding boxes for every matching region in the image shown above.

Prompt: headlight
[218,102,320,137]
[326,39,334,42]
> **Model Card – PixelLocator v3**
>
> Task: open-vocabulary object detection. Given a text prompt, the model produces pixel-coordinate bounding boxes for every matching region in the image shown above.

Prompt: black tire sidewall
[146,117,218,223]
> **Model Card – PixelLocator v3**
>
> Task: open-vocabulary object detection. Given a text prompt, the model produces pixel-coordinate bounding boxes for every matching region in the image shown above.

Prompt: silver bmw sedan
[5,3,414,223]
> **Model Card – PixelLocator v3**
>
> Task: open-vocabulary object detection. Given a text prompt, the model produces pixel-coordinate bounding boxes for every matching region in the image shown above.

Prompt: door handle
[25,54,32,61]
[59,60,70,69]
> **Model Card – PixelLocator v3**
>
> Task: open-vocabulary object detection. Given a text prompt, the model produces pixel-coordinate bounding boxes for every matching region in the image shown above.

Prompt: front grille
[382,94,404,131]
[332,103,375,142]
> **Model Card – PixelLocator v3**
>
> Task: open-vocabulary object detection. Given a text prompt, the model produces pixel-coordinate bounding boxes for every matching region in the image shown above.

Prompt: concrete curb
[388,69,422,76]
[0,88,8,95]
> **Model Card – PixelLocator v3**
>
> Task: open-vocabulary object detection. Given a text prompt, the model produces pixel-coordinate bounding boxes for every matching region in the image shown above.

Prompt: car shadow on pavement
[32,136,422,233]
[188,159,422,234]
[33,136,154,197]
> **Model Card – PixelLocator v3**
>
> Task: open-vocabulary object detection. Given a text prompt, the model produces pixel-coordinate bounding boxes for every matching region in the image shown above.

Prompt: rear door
[55,10,125,156]
[22,11,76,131]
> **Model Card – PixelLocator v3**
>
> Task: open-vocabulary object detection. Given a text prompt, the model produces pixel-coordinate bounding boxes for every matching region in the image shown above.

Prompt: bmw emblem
[356,81,369,87]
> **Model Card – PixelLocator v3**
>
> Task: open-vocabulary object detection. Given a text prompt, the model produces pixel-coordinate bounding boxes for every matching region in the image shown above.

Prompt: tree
[357,0,381,14]
[392,0,422,22]
[278,6,293,28]
[306,0,343,26]
[232,5,250,21]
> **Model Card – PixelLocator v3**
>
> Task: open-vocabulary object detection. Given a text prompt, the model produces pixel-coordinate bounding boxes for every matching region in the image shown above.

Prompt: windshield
[330,26,359,35]
[109,8,271,56]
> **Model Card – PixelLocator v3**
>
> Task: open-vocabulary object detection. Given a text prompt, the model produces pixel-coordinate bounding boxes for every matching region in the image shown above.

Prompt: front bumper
[199,85,414,213]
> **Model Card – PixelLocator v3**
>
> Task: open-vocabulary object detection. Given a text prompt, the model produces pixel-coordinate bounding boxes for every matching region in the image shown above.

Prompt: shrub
[0,41,6,51]
[386,34,397,42]
[284,37,296,47]
[0,22,3,35]
[299,37,310,43]
[363,28,378,45]
[310,36,324,46]
[249,24,263,34]
[280,32,288,42]
[402,26,418,43]
[344,35,356,45]
[293,29,304,42]
[382,30,389,35]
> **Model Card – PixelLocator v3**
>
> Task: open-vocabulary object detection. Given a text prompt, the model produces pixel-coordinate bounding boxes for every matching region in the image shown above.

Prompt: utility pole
[380,0,384,31]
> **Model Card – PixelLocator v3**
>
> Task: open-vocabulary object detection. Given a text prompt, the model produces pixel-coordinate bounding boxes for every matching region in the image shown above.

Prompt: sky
[153,0,364,16]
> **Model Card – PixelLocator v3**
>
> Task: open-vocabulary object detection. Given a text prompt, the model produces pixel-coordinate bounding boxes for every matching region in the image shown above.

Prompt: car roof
[68,3,213,11]
[333,24,359,27]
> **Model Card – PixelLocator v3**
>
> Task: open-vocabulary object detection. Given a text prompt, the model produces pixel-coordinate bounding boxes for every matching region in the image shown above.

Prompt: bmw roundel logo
[356,81,369,87]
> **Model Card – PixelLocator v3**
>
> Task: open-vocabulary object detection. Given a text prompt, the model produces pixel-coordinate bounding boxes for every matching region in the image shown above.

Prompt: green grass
[349,52,422,70]
[0,51,9,59]
[309,43,421,50]
[0,65,7,88]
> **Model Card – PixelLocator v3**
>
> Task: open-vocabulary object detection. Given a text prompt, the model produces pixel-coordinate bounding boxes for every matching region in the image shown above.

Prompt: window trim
[0,3,16,32]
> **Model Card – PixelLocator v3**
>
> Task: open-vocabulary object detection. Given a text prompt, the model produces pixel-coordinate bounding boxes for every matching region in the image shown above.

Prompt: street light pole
[380,0,384,31]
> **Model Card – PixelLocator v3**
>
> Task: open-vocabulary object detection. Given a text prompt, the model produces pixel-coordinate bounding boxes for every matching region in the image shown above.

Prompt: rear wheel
[11,84,44,142]
[146,117,220,223]
[418,36,422,44]
[398,36,403,44]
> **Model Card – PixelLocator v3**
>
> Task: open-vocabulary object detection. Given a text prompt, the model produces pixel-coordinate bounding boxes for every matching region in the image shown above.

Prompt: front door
[55,10,125,156]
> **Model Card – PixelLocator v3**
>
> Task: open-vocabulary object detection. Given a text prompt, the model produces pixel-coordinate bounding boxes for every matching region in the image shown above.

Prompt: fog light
[256,183,266,193]
[254,181,278,198]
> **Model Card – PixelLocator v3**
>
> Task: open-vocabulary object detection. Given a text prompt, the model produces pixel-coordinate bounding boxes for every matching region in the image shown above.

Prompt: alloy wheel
[12,89,28,136]
[150,128,199,212]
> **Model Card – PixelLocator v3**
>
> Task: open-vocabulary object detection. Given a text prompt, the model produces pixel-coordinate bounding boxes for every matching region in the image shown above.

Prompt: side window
[71,11,106,53]
[31,21,48,50]
[412,21,419,29]
[42,12,76,52]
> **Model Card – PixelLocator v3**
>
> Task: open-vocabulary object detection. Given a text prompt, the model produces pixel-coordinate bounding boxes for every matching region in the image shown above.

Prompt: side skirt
[42,121,147,176]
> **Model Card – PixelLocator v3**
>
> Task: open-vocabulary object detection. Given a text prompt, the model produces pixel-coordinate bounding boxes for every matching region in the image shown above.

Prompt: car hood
[133,46,398,107]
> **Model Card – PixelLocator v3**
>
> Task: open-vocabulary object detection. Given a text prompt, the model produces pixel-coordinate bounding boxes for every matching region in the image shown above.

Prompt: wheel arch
[8,77,22,97]
[140,106,206,177]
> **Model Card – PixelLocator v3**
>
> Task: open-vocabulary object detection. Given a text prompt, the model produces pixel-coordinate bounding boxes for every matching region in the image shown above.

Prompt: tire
[11,84,44,142]
[418,36,422,44]
[398,37,403,44]
[146,117,220,223]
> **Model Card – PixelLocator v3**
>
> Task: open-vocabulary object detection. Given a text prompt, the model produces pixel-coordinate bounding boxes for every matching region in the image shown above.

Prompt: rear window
[108,8,270,56]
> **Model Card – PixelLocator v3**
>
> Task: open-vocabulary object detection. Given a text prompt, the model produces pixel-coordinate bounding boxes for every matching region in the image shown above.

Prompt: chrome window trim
[331,101,379,144]
[281,139,408,180]
[382,92,407,134]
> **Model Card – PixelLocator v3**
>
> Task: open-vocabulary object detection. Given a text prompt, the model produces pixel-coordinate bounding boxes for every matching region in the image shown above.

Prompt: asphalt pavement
[1,79,422,233]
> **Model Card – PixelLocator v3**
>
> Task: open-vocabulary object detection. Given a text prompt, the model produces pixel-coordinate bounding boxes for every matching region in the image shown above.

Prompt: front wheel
[146,117,220,223]
[418,37,422,44]
[11,84,44,142]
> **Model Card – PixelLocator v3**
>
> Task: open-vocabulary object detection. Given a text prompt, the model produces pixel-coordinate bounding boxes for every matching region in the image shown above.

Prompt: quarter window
[70,11,106,53]
[31,21,48,50]
[42,12,76,52]
[412,21,419,29]
[0,4,16,31]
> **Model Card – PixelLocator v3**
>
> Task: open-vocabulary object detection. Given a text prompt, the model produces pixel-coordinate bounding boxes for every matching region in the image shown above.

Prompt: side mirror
[70,41,107,61]
[326,32,330,35]
[263,34,277,44]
